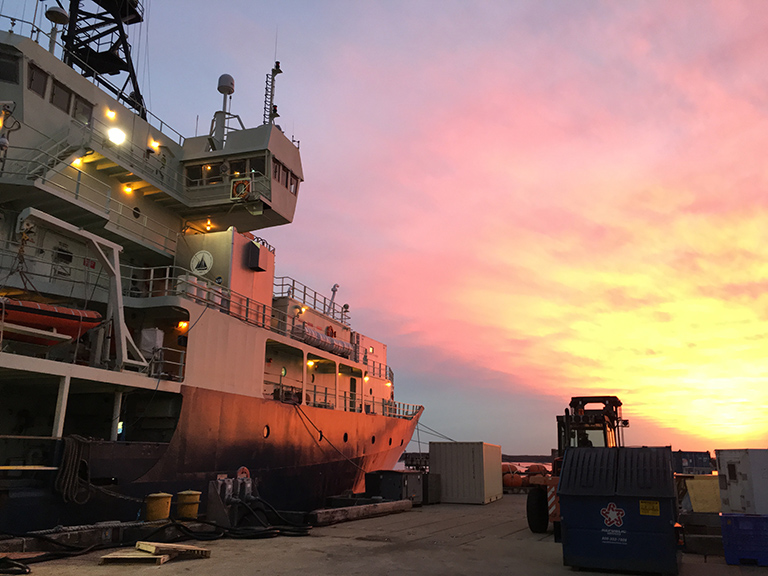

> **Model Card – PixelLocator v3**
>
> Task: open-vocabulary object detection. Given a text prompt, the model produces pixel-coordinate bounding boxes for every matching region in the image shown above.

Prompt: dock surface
[13,494,760,575]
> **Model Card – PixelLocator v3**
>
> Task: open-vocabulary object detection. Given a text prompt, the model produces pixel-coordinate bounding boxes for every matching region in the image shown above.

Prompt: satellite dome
[45,6,70,25]
[218,74,235,95]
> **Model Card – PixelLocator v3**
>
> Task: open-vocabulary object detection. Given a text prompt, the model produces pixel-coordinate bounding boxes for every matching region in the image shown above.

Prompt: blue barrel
[559,447,679,575]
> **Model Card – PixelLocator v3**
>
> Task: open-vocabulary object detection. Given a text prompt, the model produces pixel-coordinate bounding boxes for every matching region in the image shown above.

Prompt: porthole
[343,432,348,443]
[318,430,323,442]
[262,425,270,439]
[132,206,141,219]
[371,435,376,445]
[311,373,315,383]
[388,438,392,446]
[400,439,403,446]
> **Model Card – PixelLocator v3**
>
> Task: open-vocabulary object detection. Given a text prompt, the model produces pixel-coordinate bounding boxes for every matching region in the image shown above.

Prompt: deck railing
[269,381,419,420]
[3,145,179,255]
[274,277,350,325]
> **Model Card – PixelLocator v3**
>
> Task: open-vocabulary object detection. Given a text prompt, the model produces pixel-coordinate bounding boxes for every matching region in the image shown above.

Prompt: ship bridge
[0,23,302,263]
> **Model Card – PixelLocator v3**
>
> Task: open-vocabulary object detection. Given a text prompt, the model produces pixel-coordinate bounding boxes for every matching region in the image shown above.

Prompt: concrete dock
[8,494,762,575]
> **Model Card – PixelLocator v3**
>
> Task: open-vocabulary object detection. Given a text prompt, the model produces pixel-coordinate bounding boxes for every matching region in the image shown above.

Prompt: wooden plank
[309,499,412,526]
[99,550,170,565]
[135,541,211,558]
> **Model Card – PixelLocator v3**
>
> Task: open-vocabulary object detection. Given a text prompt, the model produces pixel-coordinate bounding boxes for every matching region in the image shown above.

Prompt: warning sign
[639,500,660,516]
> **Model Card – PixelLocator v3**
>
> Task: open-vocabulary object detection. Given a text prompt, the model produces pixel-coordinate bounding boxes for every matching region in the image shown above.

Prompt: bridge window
[186,164,202,186]
[229,159,246,176]
[73,95,93,125]
[249,155,266,176]
[0,51,19,84]
[50,79,73,113]
[28,63,48,97]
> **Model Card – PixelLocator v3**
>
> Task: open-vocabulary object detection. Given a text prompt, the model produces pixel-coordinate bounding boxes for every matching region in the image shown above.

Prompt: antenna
[263,61,282,125]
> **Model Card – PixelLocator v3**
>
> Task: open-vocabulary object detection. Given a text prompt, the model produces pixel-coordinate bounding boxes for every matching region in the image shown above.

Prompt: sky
[12,0,768,455]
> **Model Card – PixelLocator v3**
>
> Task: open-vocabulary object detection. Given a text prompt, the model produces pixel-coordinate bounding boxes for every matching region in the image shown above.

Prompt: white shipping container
[716,449,768,514]
[429,442,503,504]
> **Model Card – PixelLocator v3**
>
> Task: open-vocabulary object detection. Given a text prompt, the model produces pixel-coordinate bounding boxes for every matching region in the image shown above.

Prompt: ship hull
[0,385,421,533]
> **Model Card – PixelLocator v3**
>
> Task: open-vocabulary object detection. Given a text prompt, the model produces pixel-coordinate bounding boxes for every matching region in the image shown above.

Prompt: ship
[0,1,422,533]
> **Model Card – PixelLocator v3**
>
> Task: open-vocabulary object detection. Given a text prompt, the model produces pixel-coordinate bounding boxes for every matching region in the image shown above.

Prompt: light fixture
[72,157,82,167]
[148,139,160,151]
[123,185,132,194]
[363,374,369,382]
[307,360,315,368]
[301,306,307,313]
[177,320,189,330]
[205,218,212,231]
[107,127,126,145]
[385,381,392,387]
[106,109,116,120]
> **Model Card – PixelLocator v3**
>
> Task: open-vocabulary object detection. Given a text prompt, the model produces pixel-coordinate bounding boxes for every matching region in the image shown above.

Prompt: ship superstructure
[0,2,422,532]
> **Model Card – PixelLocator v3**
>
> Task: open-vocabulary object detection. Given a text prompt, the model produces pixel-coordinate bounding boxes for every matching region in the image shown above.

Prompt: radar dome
[45,6,70,25]
[218,74,235,95]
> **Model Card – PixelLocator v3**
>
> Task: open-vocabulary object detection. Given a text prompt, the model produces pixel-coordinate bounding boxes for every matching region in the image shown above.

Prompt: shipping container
[428,442,502,504]
[716,449,768,515]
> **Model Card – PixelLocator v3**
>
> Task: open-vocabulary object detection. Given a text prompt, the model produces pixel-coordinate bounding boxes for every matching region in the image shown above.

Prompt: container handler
[526,396,629,534]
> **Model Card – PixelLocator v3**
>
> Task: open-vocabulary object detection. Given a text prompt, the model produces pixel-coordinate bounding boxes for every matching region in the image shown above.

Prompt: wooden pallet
[99,549,171,565]
[136,541,211,559]
[99,542,211,564]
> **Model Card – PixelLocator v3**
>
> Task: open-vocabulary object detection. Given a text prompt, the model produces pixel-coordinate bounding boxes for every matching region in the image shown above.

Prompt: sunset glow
[70,1,768,453]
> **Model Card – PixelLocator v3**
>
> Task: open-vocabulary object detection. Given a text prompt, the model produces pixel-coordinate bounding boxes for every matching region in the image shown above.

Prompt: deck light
[178,320,188,330]
[149,139,160,151]
[72,157,82,167]
[363,374,369,382]
[386,381,392,387]
[307,360,315,368]
[106,109,116,120]
[123,185,132,194]
[107,127,126,145]
[205,218,212,231]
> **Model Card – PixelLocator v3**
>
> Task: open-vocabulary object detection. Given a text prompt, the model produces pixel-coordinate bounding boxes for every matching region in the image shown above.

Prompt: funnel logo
[190,250,213,277]
[601,502,625,527]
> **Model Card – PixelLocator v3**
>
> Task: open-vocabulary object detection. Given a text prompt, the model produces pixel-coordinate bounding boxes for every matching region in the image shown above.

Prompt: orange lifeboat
[0,298,102,346]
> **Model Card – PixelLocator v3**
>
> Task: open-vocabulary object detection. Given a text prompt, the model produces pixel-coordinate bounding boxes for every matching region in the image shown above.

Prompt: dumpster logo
[601,502,625,527]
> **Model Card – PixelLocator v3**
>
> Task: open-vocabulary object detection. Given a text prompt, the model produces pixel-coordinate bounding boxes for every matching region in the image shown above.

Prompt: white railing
[274,276,350,324]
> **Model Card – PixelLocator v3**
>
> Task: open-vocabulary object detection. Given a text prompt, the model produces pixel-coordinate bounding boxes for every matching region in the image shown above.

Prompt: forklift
[526,396,629,534]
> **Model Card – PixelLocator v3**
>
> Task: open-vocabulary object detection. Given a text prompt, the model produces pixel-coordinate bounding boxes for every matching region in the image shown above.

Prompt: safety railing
[274,277,350,325]
[146,346,186,382]
[2,145,179,254]
[268,381,419,420]
[366,359,395,383]
[305,384,335,409]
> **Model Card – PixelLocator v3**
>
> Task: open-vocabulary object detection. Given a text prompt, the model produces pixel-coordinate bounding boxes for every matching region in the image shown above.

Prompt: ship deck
[10,494,753,576]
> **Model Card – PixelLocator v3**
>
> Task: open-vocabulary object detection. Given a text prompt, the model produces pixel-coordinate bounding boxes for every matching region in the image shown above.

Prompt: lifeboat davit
[0,298,102,346]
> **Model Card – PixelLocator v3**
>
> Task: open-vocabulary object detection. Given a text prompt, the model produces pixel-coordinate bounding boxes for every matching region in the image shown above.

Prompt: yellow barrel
[144,492,172,521]
[176,490,202,519]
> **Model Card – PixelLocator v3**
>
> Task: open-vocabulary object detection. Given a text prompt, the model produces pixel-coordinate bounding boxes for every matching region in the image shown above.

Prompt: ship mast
[61,0,147,118]
[263,61,282,125]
